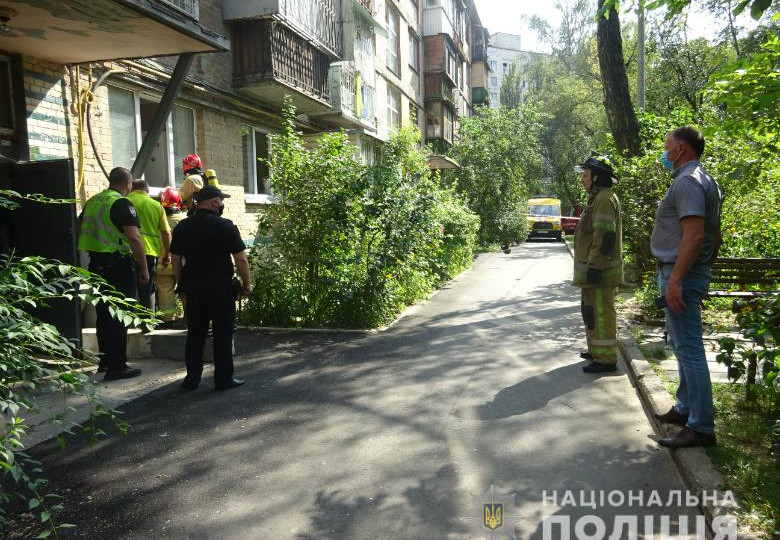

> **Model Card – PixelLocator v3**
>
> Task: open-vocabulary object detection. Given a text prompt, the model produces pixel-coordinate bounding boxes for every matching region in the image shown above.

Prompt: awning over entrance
[428,154,460,170]
[0,0,229,64]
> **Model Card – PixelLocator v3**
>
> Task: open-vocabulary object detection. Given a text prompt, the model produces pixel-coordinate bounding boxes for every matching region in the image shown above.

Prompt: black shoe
[580,351,593,360]
[215,378,244,391]
[654,407,688,426]
[658,426,716,448]
[103,367,142,381]
[181,379,199,390]
[97,364,108,373]
[582,361,617,373]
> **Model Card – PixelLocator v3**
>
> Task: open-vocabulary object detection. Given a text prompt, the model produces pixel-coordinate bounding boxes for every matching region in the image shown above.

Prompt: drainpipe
[130,53,194,179]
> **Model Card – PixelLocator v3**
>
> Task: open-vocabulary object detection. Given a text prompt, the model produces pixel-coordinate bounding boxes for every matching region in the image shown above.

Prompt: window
[425,102,442,139]
[409,32,420,72]
[489,60,496,70]
[491,91,498,102]
[241,125,272,199]
[446,48,458,85]
[385,3,400,74]
[0,57,14,133]
[490,76,498,86]
[108,86,138,171]
[425,0,440,5]
[387,85,401,129]
[443,105,454,142]
[107,85,196,190]
[503,62,508,74]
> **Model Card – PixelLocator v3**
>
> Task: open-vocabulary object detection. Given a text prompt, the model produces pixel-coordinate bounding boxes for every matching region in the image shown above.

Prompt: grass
[639,344,670,361]
[622,290,779,539]
[707,383,780,539]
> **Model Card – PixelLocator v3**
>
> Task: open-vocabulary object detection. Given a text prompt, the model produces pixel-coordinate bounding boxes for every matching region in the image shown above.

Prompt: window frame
[408,30,420,73]
[386,84,401,130]
[385,3,401,75]
[107,85,197,196]
[241,124,274,204]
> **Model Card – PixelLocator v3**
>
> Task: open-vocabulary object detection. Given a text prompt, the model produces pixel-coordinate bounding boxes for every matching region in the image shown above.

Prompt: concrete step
[82,328,214,361]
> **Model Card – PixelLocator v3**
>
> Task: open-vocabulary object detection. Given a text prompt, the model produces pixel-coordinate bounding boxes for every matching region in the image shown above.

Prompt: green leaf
[29,498,40,510]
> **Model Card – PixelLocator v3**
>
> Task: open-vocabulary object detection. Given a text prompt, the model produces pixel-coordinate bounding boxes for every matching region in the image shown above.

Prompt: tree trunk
[596,0,642,157]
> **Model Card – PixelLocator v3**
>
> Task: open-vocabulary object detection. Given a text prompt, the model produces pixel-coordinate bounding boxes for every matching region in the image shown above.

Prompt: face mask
[217,204,225,216]
[661,150,674,171]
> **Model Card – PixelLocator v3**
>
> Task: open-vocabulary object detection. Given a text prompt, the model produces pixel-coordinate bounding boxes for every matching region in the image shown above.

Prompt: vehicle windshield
[528,205,560,217]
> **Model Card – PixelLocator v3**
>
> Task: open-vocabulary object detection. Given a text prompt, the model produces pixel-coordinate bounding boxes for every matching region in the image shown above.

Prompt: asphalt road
[27,241,699,540]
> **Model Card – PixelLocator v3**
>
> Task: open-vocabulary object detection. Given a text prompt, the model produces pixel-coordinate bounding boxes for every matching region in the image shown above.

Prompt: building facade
[1,0,454,240]
[486,32,542,108]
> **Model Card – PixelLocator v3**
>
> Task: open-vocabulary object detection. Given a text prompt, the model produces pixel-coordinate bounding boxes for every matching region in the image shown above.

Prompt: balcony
[223,0,342,58]
[425,74,455,107]
[311,62,377,131]
[472,87,489,106]
[232,19,332,113]
[0,0,228,64]
[159,0,198,18]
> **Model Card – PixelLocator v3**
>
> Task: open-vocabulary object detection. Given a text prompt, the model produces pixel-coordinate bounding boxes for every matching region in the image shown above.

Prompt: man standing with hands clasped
[170,185,251,391]
[652,126,723,448]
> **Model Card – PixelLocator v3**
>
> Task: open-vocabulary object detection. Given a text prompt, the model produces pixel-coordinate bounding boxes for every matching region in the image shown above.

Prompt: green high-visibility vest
[126,190,164,257]
[78,189,131,255]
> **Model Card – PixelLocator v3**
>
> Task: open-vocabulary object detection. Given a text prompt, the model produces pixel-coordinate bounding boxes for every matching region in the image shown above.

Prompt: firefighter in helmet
[179,154,221,214]
[155,186,186,326]
[572,154,623,373]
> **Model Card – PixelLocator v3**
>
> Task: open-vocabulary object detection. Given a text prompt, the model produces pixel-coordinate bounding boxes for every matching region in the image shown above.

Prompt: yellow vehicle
[527,197,563,241]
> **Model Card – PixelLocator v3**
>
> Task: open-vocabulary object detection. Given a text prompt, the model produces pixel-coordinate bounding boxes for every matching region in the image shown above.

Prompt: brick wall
[22,58,71,162]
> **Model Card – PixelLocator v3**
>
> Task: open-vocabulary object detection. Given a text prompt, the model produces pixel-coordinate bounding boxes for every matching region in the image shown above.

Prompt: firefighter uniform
[573,184,623,365]
[78,188,140,375]
[156,209,186,321]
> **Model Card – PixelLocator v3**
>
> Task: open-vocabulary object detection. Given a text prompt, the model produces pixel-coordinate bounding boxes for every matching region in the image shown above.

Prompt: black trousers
[183,282,236,387]
[136,255,158,311]
[89,253,137,372]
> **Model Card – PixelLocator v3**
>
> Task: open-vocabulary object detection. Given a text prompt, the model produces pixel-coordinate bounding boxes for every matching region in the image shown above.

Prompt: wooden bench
[708,257,780,299]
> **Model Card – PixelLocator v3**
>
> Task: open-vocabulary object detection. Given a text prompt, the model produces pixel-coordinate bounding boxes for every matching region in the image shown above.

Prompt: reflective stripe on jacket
[77,189,131,255]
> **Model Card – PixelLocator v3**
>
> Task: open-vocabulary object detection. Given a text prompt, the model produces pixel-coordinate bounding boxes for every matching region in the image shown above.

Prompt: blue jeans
[657,264,715,434]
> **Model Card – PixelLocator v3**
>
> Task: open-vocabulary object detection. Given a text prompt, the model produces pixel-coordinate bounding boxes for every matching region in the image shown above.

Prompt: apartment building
[0,0,487,339]
[421,0,475,153]
[486,32,543,107]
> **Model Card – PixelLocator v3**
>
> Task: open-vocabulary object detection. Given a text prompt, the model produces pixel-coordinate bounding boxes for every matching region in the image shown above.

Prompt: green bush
[0,191,153,536]
[243,99,479,328]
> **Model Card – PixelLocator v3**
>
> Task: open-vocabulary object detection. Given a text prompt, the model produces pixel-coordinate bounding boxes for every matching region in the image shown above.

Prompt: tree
[597,0,643,156]
[601,0,778,20]
[447,106,545,244]
[500,62,523,108]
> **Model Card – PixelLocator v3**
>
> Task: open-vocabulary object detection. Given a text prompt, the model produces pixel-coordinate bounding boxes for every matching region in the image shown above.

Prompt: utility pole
[637,0,646,110]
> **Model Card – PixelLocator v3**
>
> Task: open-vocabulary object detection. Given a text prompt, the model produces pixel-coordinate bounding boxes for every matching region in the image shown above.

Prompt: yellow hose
[75,65,95,195]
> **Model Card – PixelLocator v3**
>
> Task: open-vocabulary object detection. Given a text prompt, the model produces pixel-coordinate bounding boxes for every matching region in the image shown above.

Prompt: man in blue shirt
[651,126,723,448]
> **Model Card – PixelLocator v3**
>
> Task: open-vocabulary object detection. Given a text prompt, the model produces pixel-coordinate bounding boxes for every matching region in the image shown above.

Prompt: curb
[617,327,756,540]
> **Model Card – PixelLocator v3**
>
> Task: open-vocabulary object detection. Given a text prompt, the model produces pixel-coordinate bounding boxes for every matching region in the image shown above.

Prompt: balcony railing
[223,0,342,58]
[232,19,331,111]
[472,87,489,106]
[324,61,377,129]
[159,0,198,18]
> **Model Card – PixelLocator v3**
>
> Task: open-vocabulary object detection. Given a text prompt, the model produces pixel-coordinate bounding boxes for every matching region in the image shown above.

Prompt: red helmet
[160,186,183,210]
[182,154,202,172]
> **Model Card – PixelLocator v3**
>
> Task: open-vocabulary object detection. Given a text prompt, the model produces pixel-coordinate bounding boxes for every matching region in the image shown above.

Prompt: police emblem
[462,485,520,540]
[484,503,503,531]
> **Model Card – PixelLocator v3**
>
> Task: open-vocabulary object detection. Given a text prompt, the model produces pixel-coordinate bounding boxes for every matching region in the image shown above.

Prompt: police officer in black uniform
[170,185,251,390]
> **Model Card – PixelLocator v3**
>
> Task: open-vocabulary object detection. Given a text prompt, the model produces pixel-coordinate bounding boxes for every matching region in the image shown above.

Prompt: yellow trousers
[155,263,177,321]
[581,287,618,364]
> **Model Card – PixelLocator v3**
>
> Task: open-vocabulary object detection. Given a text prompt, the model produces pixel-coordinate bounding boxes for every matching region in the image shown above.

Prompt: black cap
[194,184,231,202]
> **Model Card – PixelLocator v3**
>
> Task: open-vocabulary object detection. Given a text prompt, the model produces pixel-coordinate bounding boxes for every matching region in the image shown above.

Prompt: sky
[472,0,759,53]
